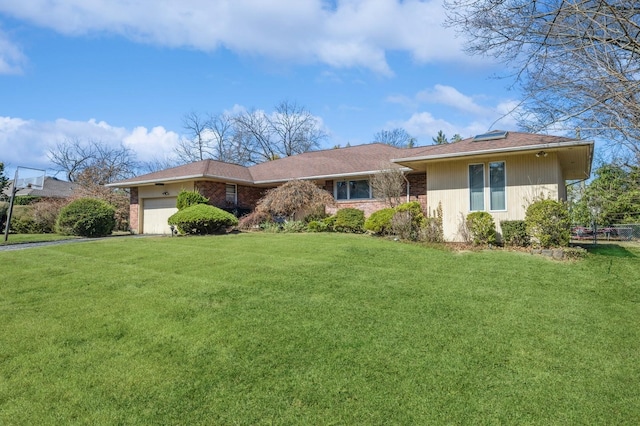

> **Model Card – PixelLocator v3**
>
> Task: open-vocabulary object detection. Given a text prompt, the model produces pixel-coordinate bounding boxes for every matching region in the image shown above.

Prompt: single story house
[108,131,593,241]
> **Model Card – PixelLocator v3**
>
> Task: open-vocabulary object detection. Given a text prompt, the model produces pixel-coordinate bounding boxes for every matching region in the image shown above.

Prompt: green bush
[168,204,238,235]
[364,208,395,235]
[14,195,41,205]
[281,220,306,233]
[9,205,41,234]
[395,201,426,228]
[306,220,329,232]
[525,199,570,248]
[500,220,530,247]
[56,198,116,237]
[176,190,209,210]
[466,211,497,245]
[0,201,7,230]
[332,208,365,233]
[322,215,337,231]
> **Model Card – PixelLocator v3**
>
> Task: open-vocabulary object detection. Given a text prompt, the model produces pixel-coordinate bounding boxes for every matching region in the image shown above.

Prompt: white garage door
[143,197,178,234]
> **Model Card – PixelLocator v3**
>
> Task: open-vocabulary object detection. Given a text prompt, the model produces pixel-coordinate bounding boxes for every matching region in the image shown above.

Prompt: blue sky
[0,0,522,179]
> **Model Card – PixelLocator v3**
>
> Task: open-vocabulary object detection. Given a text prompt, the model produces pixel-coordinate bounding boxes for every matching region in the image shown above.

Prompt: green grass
[1,233,638,424]
[0,233,79,245]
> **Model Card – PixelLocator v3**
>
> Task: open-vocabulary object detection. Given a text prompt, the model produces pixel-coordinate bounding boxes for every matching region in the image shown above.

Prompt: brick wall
[195,181,271,210]
[129,187,139,233]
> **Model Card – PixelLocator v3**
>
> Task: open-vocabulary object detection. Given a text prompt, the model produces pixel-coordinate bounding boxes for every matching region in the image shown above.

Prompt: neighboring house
[108,131,593,241]
[2,176,79,200]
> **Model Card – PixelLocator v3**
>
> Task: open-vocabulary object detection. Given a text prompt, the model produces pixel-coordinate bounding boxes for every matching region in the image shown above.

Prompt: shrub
[168,204,238,235]
[176,189,209,210]
[420,202,444,243]
[391,211,415,240]
[364,208,395,235]
[255,180,334,219]
[500,220,530,247]
[306,220,329,232]
[281,220,306,233]
[525,199,571,248]
[237,210,272,230]
[332,208,365,233]
[14,195,41,205]
[323,215,337,231]
[395,201,426,228]
[466,211,497,245]
[56,198,116,237]
[9,205,41,234]
[0,201,7,230]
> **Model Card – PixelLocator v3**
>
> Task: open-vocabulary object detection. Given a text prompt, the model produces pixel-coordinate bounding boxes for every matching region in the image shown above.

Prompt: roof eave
[392,140,594,164]
[106,173,254,188]
[252,167,414,185]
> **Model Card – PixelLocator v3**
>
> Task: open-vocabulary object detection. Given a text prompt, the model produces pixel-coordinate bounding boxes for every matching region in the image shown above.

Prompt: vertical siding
[427,153,562,242]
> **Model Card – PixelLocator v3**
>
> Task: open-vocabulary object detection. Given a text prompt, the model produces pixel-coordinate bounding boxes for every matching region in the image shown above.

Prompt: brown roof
[249,143,407,183]
[108,132,594,187]
[3,176,79,198]
[393,131,584,162]
[110,159,254,186]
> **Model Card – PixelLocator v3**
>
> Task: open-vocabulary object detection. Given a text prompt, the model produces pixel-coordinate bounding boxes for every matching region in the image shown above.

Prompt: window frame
[225,183,237,205]
[468,161,507,212]
[334,178,373,200]
[489,161,506,212]
[468,163,485,212]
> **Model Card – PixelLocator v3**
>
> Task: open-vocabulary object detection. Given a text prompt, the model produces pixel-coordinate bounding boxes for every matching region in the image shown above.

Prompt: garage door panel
[143,197,177,234]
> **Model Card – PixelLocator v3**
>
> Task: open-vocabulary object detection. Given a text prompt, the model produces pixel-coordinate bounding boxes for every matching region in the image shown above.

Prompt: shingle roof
[108,132,593,187]
[393,131,583,162]
[3,177,79,198]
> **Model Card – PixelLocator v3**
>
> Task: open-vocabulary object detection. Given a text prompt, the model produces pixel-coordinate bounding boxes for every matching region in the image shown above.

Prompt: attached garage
[142,197,177,234]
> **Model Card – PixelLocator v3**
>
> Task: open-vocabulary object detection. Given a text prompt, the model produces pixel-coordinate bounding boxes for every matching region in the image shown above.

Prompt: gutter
[392,140,594,164]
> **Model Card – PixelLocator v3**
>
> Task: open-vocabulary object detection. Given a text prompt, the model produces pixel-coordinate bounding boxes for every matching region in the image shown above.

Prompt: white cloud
[0,29,26,74]
[0,116,180,176]
[0,0,468,74]
[383,85,522,143]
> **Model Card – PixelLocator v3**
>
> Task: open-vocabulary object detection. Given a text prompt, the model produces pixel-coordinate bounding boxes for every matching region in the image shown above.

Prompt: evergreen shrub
[332,208,365,233]
[466,211,497,245]
[500,220,530,247]
[56,198,116,237]
[525,199,570,248]
[176,190,209,210]
[364,208,395,235]
[168,204,238,235]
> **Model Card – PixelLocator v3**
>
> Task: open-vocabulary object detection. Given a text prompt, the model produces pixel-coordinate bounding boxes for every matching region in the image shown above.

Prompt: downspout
[402,172,410,203]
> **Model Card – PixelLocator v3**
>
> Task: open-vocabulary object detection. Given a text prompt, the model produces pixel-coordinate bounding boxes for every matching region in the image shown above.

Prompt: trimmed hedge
[364,208,395,235]
[168,204,238,235]
[500,220,530,247]
[176,190,209,210]
[56,198,116,237]
[332,208,365,233]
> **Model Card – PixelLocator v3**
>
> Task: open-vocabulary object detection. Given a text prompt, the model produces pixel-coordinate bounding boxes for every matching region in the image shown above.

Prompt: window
[469,164,484,211]
[335,179,372,200]
[489,161,506,211]
[225,183,237,205]
[468,161,507,212]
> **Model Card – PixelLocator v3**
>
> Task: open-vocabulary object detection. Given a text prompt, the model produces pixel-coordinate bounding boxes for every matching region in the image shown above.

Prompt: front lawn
[0,233,79,245]
[1,233,638,424]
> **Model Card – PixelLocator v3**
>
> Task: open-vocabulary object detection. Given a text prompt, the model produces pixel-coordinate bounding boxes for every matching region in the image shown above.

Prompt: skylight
[473,130,508,142]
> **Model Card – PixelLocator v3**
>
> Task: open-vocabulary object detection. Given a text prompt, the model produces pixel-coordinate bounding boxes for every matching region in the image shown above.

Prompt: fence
[572,223,640,242]
[613,224,640,241]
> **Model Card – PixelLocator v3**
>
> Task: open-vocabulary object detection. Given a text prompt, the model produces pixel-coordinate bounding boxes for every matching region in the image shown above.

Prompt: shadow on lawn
[573,242,638,258]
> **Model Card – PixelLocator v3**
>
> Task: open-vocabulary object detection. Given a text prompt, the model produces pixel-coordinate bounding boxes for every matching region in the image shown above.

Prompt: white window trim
[334,178,373,200]
[468,161,507,212]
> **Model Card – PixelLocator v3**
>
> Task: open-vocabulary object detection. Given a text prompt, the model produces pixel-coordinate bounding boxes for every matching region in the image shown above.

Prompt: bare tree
[233,101,326,164]
[374,128,416,147]
[445,0,640,160]
[49,139,137,184]
[370,165,406,207]
[175,111,215,162]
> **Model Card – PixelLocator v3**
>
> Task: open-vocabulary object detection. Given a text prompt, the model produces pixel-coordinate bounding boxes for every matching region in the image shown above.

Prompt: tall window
[335,179,372,200]
[469,164,484,211]
[225,183,237,205]
[489,161,506,210]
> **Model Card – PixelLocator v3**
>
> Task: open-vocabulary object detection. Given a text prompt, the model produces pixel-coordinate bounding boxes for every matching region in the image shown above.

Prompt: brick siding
[129,187,139,233]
